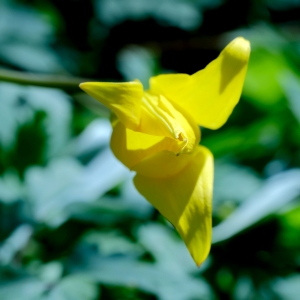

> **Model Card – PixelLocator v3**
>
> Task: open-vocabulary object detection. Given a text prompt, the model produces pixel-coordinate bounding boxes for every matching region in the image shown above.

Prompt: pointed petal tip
[233,36,250,46]
[79,82,94,91]
[194,254,207,268]
[79,82,89,92]
[224,36,251,62]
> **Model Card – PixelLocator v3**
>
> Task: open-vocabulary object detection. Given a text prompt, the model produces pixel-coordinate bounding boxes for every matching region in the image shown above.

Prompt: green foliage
[1,0,300,299]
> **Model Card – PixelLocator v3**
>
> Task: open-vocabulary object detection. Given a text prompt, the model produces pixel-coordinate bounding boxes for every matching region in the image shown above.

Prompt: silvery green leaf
[233,276,255,300]
[137,223,196,274]
[0,279,45,300]
[25,87,72,158]
[0,84,71,158]
[81,230,144,256]
[65,119,111,158]
[214,161,262,206]
[271,275,300,300]
[25,157,84,225]
[25,149,130,227]
[0,83,33,149]
[96,0,201,30]
[45,275,99,300]
[0,3,53,44]
[213,169,300,243]
[0,171,24,204]
[117,46,156,88]
[40,262,64,284]
[75,256,213,300]
[0,224,33,265]
[0,42,64,73]
[120,175,153,218]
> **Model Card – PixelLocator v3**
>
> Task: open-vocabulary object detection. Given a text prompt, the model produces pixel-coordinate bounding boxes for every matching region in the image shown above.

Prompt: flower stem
[0,68,92,90]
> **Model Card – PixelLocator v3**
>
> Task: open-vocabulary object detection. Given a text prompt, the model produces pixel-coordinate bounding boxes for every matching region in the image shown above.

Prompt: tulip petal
[132,149,196,178]
[134,145,213,266]
[79,81,143,130]
[137,93,199,153]
[150,37,250,129]
[110,121,186,170]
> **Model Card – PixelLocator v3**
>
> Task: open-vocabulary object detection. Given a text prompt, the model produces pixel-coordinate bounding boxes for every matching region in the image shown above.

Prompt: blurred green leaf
[233,276,255,300]
[0,83,33,151]
[280,71,300,123]
[243,47,288,107]
[117,46,157,88]
[278,205,300,251]
[75,256,213,300]
[213,169,300,243]
[0,278,45,300]
[0,171,24,204]
[0,43,65,73]
[203,117,282,159]
[0,224,33,265]
[25,87,72,158]
[82,230,144,257]
[0,3,54,44]
[239,24,299,108]
[271,275,300,300]
[25,149,130,227]
[213,162,262,206]
[45,275,99,300]
[137,223,196,273]
[65,119,111,158]
[95,0,202,30]
[40,261,64,284]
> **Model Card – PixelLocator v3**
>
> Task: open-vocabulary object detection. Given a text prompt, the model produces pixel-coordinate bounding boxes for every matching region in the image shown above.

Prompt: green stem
[0,68,92,90]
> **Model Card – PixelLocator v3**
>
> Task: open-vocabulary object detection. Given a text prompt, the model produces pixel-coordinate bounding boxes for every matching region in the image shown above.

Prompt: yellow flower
[79,37,250,266]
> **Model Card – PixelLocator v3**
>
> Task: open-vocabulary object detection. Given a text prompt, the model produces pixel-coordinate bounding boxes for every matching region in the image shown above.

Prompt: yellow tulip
[79,37,250,266]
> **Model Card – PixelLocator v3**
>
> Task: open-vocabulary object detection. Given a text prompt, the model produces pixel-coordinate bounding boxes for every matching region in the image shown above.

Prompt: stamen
[178,132,187,142]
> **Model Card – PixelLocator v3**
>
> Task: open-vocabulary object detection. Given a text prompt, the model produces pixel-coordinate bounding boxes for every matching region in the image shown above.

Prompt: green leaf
[95,0,202,30]
[45,275,99,300]
[213,169,300,243]
[0,224,33,265]
[0,279,45,300]
[271,275,300,300]
[75,257,213,300]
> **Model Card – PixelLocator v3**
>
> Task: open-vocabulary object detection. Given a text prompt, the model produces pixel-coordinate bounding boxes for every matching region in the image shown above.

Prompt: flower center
[135,92,198,155]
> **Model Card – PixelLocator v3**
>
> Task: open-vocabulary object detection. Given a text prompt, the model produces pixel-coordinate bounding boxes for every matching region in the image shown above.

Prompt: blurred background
[0,0,300,299]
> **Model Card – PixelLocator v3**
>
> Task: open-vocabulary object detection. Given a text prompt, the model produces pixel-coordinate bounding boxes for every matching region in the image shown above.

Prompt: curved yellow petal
[132,149,195,179]
[137,93,187,140]
[150,37,250,129]
[110,121,187,170]
[79,81,143,130]
[134,145,213,266]
[137,93,199,153]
